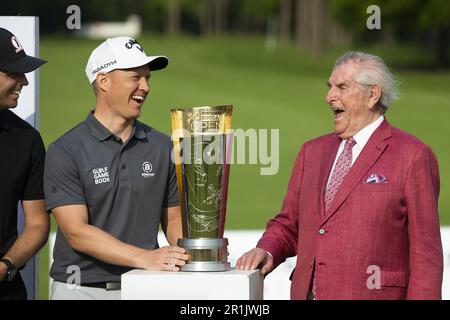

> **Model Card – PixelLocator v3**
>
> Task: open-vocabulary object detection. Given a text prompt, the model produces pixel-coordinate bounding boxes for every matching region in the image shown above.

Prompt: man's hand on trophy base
[235,248,274,275]
[137,246,189,272]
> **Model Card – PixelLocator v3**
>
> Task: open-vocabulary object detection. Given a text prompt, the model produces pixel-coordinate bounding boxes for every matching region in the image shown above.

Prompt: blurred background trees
[2,0,449,66]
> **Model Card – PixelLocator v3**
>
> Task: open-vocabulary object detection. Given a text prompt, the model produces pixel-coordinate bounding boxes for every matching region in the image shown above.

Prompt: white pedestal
[121,268,263,300]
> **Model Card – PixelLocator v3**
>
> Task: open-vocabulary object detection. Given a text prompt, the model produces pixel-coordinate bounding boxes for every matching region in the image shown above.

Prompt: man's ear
[368,84,382,110]
[96,73,110,92]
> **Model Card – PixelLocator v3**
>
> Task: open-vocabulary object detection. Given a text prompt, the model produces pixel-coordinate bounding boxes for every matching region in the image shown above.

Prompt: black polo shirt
[44,112,179,284]
[0,109,45,256]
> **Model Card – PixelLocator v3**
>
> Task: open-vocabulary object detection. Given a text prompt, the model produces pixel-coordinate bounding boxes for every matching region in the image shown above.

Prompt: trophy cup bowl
[171,105,233,271]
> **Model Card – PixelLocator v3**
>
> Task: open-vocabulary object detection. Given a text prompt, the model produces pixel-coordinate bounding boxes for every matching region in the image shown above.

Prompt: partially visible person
[237,51,443,300]
[44,36,188,300]
[0,27,49,299]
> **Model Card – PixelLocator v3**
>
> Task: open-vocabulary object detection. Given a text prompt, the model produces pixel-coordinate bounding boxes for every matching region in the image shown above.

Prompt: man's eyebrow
[327,81,351,88]
[337,81,350,87]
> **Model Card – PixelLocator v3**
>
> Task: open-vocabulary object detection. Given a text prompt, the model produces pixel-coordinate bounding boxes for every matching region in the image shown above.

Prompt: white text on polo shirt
[92,166,110,184]
[141,161,155,178]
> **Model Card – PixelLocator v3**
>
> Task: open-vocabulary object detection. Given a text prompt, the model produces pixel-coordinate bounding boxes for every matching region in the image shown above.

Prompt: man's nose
[326,88,334,105]
[140,77,149,93]
[19,73,29,87]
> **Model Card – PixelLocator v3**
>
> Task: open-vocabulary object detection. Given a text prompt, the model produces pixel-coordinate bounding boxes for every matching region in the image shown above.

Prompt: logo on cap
[92,60,117,76]
[11,36,23,53]
[125,39,143,52]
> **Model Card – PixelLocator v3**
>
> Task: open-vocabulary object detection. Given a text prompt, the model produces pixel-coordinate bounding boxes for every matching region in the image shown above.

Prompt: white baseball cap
[85,36,168,84]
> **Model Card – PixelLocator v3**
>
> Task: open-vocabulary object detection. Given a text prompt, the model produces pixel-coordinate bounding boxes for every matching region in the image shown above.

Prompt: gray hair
[334,51,399,112]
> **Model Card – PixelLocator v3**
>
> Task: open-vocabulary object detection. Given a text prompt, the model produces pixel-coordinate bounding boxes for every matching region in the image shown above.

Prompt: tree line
[2,0,449,66]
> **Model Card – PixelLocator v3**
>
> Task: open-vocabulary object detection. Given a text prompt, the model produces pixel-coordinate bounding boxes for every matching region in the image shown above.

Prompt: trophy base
[180,261,231,272]
[178,238,230,272]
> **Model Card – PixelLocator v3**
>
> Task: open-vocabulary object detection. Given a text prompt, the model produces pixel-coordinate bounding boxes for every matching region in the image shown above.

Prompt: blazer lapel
[320,119,392,226]
[318,135,341,219]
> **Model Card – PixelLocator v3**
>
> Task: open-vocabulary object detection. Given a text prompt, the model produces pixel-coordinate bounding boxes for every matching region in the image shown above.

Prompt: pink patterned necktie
[324,137,356,213]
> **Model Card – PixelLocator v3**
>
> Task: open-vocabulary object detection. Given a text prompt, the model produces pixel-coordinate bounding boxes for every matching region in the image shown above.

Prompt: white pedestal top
[121,268,263,300]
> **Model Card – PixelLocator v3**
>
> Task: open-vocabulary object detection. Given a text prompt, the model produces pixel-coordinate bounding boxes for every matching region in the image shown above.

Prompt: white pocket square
[364,173,388,184]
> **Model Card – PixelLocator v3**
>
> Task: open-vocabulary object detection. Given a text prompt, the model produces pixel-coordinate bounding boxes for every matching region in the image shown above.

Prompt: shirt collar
[85,111,112,141]
[85,111,146,141]
[134,121,147,140]
[352,115,384,148]
[0,109,11,131]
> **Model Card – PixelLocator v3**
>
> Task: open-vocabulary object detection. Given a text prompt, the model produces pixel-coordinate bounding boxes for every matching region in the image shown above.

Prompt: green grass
[36,34,450,299]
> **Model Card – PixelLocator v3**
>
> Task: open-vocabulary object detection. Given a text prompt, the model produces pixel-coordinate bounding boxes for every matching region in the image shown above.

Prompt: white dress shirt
[326,115,384,187]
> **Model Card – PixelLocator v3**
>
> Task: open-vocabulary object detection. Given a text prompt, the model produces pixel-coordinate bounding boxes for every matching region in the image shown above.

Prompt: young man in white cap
[44,36,188,299]
[0,27,49,299]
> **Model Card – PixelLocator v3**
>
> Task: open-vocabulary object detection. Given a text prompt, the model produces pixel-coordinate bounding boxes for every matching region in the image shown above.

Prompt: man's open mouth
[332,107,344,115]
[333,108,344,115]
[131,95,145,104]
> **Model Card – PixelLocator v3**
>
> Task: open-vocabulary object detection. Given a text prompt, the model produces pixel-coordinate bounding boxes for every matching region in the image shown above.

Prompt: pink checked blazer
[258,119,443,299]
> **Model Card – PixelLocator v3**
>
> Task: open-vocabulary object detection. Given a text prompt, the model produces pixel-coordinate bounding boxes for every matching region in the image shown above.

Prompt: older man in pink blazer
[236,51,443,300]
